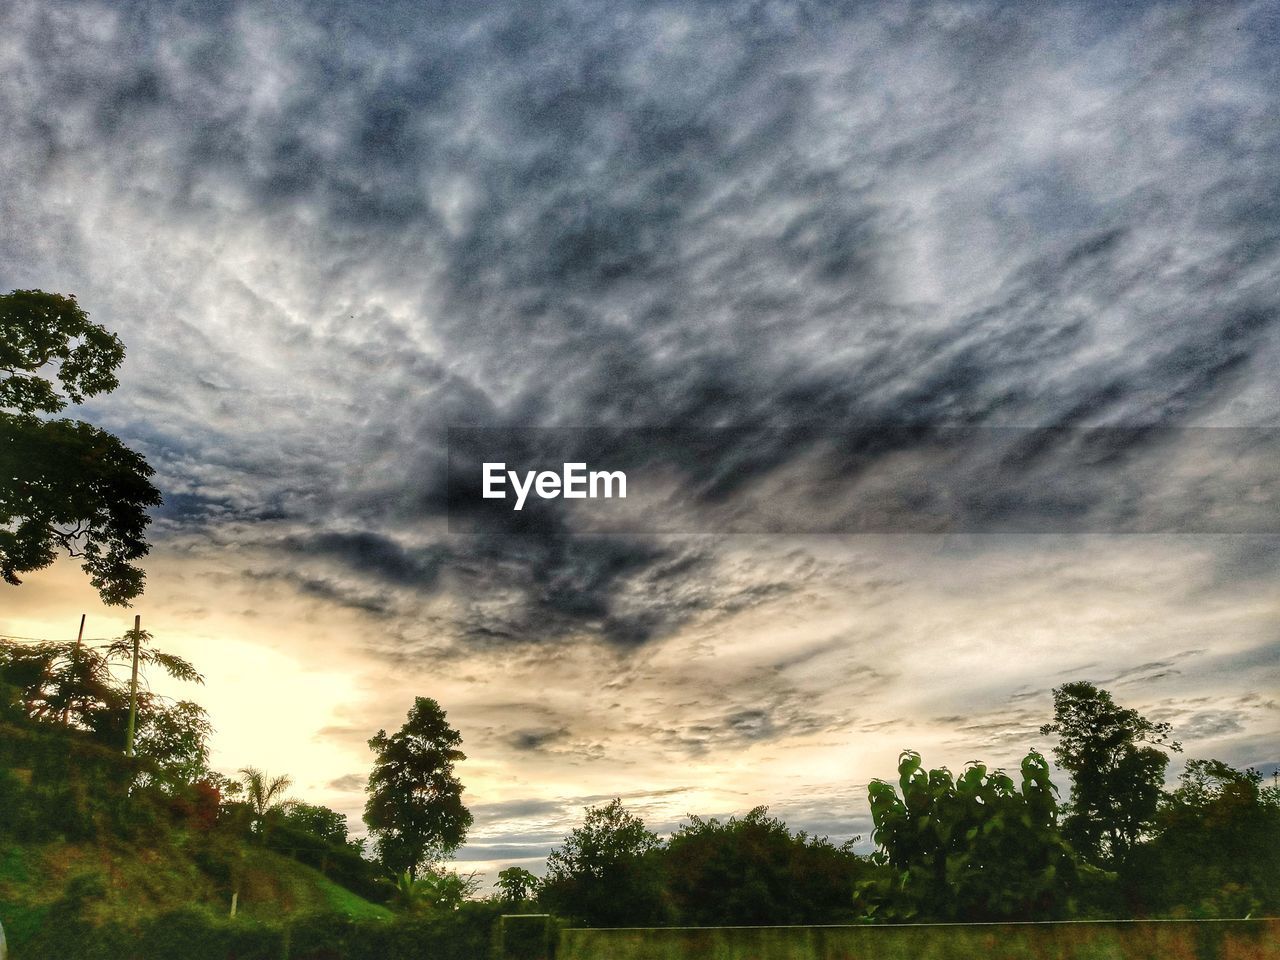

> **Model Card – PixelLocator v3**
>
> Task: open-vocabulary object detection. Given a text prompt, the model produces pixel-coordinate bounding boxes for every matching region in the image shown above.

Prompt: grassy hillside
[0,835,391,948]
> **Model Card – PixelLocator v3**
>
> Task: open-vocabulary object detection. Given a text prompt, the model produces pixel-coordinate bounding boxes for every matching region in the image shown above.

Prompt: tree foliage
[494,866,540,904]
[857,750,1078,922]
[281,801,353,848]
[0,289,125,415]
[663,806,864,925]
[1124,759,1280,917]
[0,629,208,780]
[365,697,473,878]
[539,798,667,926]
[1040,681,1180,867]
[237,766,294,838]
[0,290,160,605]
[390,866,481,914]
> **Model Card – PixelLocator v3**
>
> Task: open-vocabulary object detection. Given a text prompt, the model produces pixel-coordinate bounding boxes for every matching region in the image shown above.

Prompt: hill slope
[0,835,391,948]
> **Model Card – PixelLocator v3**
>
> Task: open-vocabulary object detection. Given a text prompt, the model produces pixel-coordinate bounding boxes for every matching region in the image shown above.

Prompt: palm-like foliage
[104,628,202,683]
[0,629,201,723]
[0,630,209,780]
[389,867,479,913]
[238,766,293,836]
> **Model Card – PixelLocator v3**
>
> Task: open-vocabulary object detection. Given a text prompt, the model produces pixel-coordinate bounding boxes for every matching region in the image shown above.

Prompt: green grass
[312,873,393,920]
[558,920,1280,960]
[0,833,389,947]
[0,844,53,945]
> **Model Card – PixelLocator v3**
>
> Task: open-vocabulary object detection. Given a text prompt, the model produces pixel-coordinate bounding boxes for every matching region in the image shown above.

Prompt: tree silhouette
[663,806,863,925]
[495,866,540,904]
[858,750,1077,922]
[0,290,160,604]
[1040,681,1180,867]
[0,629,208,779]
[364,697,472,877]
[238,766,293,834]
[540,798,667,926]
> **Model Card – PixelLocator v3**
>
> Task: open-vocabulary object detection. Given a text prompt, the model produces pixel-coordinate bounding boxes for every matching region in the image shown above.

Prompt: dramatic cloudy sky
[2,0,1278,882]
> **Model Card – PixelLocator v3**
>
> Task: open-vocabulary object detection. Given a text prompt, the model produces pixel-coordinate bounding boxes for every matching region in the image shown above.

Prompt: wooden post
[125,614,141,757]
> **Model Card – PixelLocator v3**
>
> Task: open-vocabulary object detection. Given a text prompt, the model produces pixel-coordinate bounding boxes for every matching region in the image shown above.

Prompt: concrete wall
[558,920,1280,960]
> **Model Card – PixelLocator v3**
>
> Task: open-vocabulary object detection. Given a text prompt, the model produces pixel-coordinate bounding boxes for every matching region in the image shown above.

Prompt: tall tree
[1040,681,1180,867]
[0,290,160,604]
[364,697,472,877]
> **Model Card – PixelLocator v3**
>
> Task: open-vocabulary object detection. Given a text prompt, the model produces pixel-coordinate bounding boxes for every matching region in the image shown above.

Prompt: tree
[1124,759,1280,917]
[0,630,208,781]
[539,798,668,926]
[662,806,865,925]
[238,766,293,837]
[495,866,540,904]
[390,865,481,914]
[364,697,473,877]
[0,289,160,605]
[1040,682,1180,867]
[267,800,383,900]
[280,801,351,848]
[856,750,1078,922]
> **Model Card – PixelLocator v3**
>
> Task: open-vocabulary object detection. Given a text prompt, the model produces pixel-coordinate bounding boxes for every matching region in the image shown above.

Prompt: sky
[2,0,1278,886]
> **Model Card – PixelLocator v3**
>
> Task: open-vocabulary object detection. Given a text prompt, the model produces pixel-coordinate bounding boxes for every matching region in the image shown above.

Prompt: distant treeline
[531,682,1279,926]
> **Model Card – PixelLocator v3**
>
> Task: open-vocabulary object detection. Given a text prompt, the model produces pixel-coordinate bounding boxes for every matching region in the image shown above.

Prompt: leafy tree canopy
[1,290,125,415]
[0,629,208,782]
[0,290,160,604]
[281,801,352,848]
[1040,681,1180,867]
[1123,758,1280,918]
[857,750,1078,922]
[540,798,667,926]
[364,697,472,878]
[495,866,540,904]
[663,806,864,926]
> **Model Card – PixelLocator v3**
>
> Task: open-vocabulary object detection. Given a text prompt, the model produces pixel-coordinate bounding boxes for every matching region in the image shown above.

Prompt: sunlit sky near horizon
[3,0,1279,886]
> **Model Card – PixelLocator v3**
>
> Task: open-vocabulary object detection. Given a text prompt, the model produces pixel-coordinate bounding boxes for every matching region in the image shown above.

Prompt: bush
[858,750,1079,922]
[662,807,867,925]
[11,900,505,960]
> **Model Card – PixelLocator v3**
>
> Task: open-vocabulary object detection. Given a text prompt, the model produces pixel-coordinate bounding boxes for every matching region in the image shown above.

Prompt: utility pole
[62,614,85,726]
[125,614,141,758]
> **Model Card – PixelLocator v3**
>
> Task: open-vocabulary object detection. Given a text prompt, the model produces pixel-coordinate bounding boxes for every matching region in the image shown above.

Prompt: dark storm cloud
[1178,711,1246,740]
[281,531,445,590]
[508,727,571,752]
[2,0,1278,644]
[472,798,570,822]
